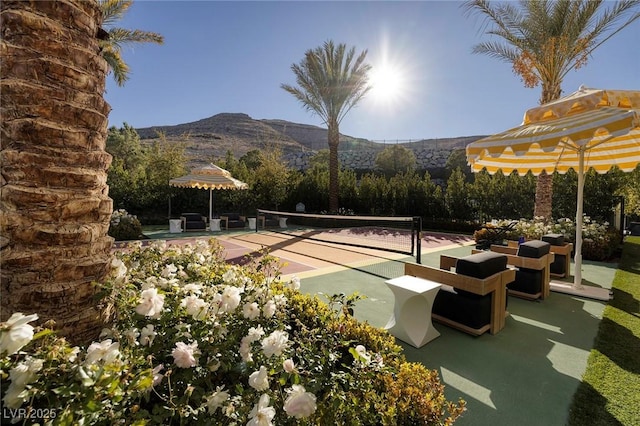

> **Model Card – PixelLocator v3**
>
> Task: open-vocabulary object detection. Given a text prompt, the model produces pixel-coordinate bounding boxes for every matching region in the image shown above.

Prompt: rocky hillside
[135,113,484,169]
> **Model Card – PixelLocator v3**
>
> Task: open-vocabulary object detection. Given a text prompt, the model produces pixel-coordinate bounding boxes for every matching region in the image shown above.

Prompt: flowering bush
[1,239,465,425]
[108,209,143,241]
[474,217,621,261]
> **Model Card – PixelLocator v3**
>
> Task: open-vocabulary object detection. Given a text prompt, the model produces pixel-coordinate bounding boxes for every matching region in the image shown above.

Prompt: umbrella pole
[209,189,213,223]
[573,149,585,289]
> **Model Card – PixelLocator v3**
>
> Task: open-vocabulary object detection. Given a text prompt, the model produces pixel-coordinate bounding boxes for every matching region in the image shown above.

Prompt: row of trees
[106,125,640,227]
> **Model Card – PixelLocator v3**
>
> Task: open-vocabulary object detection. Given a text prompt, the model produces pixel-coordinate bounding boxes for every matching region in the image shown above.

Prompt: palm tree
[282,41,371,212]
[1,0,113,342]
[98,0,164,86]
[465,0,640,219]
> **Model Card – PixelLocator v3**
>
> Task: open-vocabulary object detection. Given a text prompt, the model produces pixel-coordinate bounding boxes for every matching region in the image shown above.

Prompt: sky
[104,1,640,142]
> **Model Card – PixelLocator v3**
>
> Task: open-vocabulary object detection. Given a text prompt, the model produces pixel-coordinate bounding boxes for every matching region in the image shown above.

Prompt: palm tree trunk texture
[1,0,113,342]
[328,121,340,212]
[533,172,553,219]
[532,85,561,220]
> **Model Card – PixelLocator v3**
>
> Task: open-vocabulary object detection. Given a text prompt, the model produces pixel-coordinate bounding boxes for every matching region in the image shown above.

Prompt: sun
[368,62,406,107]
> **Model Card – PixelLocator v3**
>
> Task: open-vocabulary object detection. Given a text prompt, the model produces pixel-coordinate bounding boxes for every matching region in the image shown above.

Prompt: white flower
[222,269,237,283]
[85,340,120,365]
[262,300,276,318]
[283,358,296,373]
[152,364,164,387]
[135,288,165,318]
[161,263,177,278]
[205,385,230,414]
[9,357,43,388]
[247,325,265,341]
[110,257,128,284]
[139,324,156,346]
[284,384,317,419]
[243,302,261,320]
[248,365,269,391]
[261,330,289,358]
[0,313,38,356]
[172,341,199,368]
[2,385,25,409]
[68,346,80,362]
[354,344,371,363]
[180,295,209,320]
[247,394,276,426]
[182,283,202,294]
[240,337,253,363]
[1,357,41,409]
[287,276,301,291]
[219,286,243,313]
[125,327,139,346]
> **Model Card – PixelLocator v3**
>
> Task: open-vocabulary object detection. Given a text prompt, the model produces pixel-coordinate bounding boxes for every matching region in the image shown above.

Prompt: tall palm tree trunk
[533,83,562,220]
[1,0,113,343]
[533,171,553,219]
[328,120,340,212]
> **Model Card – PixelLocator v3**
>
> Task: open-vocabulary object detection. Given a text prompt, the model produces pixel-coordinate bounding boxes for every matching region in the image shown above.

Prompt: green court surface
[299,245,616,426]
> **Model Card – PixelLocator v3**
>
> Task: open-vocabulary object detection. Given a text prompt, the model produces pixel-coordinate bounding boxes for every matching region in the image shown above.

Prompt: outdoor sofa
[220,213,246,230]
[180,213,207,231]
[403,251,515,336]
[476,240,554,300]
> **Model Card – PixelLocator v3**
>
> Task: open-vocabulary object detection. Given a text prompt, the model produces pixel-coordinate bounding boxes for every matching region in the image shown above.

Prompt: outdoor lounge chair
[506,235,572,278]
[476,240,554,300]
[220,213,246,230]
[180,213,208,231]
[403,251,515,336]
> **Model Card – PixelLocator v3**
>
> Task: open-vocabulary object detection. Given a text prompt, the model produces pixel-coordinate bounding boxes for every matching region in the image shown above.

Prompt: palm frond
[98,0,133,27]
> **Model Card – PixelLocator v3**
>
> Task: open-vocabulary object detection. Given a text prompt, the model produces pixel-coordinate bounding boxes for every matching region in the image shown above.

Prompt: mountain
[135,113,482,167]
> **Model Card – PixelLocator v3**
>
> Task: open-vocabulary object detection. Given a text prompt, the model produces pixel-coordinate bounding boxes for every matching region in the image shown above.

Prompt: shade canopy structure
[466,86,640,298]
[169,164,248,221]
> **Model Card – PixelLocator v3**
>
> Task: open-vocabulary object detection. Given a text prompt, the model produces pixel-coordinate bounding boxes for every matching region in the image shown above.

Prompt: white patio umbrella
[169,164,248,222]
[466,86,640,300]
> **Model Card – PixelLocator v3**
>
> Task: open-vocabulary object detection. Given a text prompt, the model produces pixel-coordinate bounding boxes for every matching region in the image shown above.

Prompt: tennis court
[215,229,475,278]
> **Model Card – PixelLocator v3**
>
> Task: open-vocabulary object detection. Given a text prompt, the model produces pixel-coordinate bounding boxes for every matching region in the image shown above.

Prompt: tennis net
[256,209,422,263]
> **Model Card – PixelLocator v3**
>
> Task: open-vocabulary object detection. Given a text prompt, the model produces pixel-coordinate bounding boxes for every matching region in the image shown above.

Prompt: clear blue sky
[105,1,639,142]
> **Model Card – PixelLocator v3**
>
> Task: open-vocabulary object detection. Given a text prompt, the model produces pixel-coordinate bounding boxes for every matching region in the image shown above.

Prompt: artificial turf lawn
[568,236,640,426]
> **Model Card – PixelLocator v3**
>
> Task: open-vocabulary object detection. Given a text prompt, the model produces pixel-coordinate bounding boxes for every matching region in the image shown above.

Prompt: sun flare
[368,62,406,106]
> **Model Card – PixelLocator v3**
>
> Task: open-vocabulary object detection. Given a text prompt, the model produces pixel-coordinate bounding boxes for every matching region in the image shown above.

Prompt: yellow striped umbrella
[466,87,640,292]
[169,164,248,221]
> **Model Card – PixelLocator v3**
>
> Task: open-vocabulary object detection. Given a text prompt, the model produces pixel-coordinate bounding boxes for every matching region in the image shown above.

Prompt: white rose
[262,300,276,318]
[283,358,296,373]
[205,385,230,414]
[180,295,208,320]
[248,365,269,391]
[85,340,120,365]
[172,341,199,368]
[110,257,128,284]
[261,330,289,358]
[135,288,165,318]
[152,364,164,387]
[0,313,38,356]
[161,263,177,278]
[243,302,261,320]
[284,384,317,419]
[219,286,242,313]
[139,324,156,346]
[247,394,275,426]
[287,276,301,291]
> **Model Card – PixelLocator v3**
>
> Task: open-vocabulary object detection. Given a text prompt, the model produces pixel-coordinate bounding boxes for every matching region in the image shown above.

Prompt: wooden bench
[404,253,515,336]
